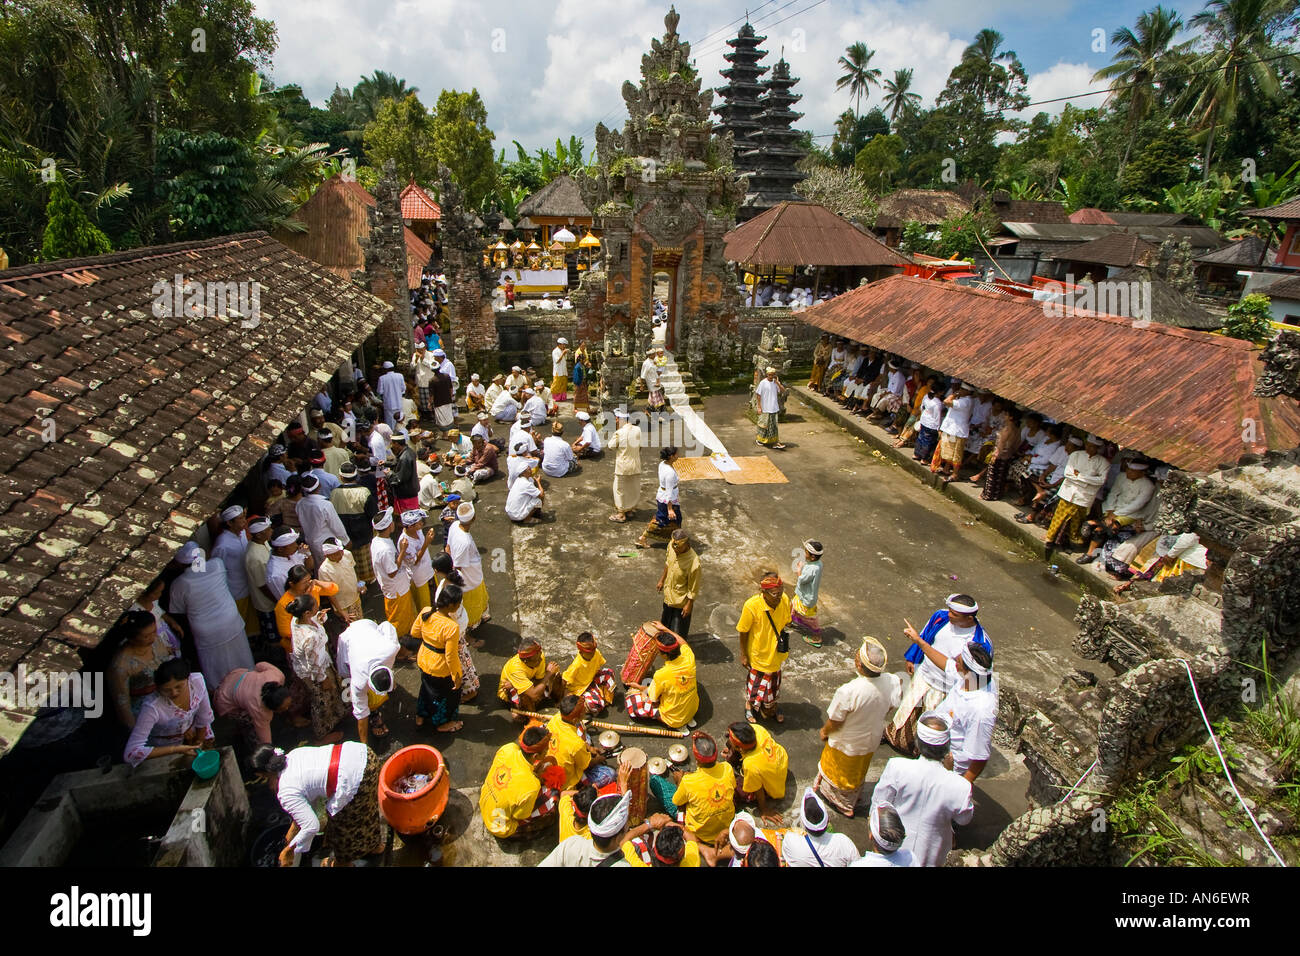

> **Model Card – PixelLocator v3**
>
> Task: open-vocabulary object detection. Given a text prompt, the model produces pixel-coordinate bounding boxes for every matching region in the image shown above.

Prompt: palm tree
[352,70,419,125]
[836,42,882,118]
[958,29,1024,104]
[1181,0,1297,180]
[881,69,921,124]
[1093,6,1189,173]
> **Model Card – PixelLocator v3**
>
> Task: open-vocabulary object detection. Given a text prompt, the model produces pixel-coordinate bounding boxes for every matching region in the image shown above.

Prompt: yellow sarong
[411,581,431,615]
[818,743,872,791]
[384,590,416,639]
[236,596,257,636]
[462,580,489,628]
[552,375,569,397]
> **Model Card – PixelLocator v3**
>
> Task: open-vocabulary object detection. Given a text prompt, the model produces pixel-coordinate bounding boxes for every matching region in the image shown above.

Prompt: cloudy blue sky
[253,0,1210,153]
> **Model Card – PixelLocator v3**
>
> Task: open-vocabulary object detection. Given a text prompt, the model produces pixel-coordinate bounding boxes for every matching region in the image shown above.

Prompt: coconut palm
[1180,0,1298,180]
[836,42,882,118]
[881,69,921,124]
[959,29,1025,103]
[352,71,419,126]
[1093,6,1190,173]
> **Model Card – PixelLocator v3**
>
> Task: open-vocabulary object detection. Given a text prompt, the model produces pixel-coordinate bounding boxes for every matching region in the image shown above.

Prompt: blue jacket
[904,609,991,665]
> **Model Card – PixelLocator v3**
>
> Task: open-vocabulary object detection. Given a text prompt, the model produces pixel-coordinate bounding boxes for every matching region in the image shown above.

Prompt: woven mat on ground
[674,456,725,481]
[722,456,789,485]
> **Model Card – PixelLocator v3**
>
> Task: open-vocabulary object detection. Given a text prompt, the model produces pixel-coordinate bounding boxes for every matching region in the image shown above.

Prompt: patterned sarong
[756,412,780,445]
[746,668,781,712]
[579,668,617,713]
[885,670,946,756]
[1047,499,1088,545]
[814,743,873,816]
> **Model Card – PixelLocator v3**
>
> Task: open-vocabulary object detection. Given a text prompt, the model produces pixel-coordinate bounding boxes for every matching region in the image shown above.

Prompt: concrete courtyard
[284,389,1099,863]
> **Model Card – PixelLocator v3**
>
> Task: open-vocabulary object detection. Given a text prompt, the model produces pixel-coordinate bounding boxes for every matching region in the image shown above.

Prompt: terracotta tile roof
[1055,231,1160,267]
[0,233,389,673]
[1244,197,1300,222]
[800,274,1300,472]
[400,181,441,221]
[1070,207,1118,225]
[873,189,972,229]
[724,201,911,267]
[273,175,432,289]
[517,175,592,220]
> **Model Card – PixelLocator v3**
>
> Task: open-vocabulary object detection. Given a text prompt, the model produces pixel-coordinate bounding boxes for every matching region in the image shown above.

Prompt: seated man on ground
[1077,459,1156,565]
[498,637,563,715]
[541,421,579,477]
[723,720,788,825]
[545,694,606,790]
[480,724,565,839]
[571,411,602,458]
[624,626,698,730]
[622,819,717,867]
[670,731,736,845]
[561,631,617,716]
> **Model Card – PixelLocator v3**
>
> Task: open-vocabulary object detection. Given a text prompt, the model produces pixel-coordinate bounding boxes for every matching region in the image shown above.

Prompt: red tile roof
[724,201,911,268]
[0,233,389,674]
[800,274,1300,472]
[1070,207,1118,225]
[400,181,442,221]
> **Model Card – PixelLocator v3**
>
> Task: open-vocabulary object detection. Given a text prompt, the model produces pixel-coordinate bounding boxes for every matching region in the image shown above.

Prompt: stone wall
[355,161,411,365]
[739,309,820,364]
[493,309,581,374]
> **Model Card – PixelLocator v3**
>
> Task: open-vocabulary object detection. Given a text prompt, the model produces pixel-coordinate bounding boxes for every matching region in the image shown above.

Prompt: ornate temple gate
[652,248,682,351]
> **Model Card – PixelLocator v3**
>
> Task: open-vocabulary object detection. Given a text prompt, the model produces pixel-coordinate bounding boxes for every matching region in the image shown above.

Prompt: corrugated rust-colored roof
[988,196,1071,223]
[273,175,431,289]
[0,233,389,674]
[1070,207,1118,225]
[724,201,911,268]
[1055,231,1159,267]
[400,181,442,221]
[799,274,1300,473]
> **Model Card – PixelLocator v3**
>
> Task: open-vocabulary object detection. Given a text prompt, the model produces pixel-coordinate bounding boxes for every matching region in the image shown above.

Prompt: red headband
[518,644,541,660]
[651,830,685,866]
[691,732,716,764]
[519,730,550,754]
[759,575,783,591]
[575,640,597,651]
[727,729,752,750]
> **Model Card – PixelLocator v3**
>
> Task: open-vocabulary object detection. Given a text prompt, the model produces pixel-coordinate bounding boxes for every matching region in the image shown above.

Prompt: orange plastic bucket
[379,744,450,835]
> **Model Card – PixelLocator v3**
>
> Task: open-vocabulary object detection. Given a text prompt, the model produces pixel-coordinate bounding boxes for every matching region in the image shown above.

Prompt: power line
[692,0,828,62]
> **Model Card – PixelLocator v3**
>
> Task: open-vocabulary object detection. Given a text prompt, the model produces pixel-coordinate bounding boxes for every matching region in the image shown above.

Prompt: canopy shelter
[723,200,910,305]
[799,274,1300,473]
[516,175,594,245]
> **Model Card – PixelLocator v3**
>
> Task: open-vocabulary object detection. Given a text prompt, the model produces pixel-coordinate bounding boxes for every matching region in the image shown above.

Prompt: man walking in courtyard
[607,408,642,523]
[754,366,786,450]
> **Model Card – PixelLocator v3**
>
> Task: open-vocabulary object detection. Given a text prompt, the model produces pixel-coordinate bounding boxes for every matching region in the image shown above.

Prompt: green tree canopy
[41,179,112,260]
[363,93,439,186]
[430,89,497,208]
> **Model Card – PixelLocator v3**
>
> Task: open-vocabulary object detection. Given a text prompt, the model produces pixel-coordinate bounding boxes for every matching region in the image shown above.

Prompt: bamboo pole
[508,709,689,738]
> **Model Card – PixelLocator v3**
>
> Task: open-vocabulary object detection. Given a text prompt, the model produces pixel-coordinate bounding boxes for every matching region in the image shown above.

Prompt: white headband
[870,802,904,853]
[321,540,344,556]
[960,642,991,676]
[456,502,475,522]
[1126,460,1149,470]
[270,530,298,547]
[248,517,271,534]
[800,786,828,833]
[916,711,951,746]
[728,811,757,854]
[221,505,244,522]
[945,594,979,615]
[367,664,393,694]
[400,509,427,527]
[588,791,631,839]
[371,509,394,531]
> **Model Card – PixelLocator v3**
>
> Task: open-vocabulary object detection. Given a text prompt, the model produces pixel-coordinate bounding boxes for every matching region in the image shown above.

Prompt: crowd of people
[807,333,1211,584]
[105,292,1191,868]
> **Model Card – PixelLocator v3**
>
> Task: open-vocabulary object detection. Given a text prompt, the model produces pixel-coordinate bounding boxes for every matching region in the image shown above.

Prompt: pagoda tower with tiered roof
[739,56,807,219]
[713,22,768,178]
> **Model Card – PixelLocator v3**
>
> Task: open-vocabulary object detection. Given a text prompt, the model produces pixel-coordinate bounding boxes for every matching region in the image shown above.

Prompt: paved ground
[268,389,1098,864]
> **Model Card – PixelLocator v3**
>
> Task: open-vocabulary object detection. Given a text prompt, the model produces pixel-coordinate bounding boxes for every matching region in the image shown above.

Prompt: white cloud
[252,0,1120,158]
[1017,60,1111,121]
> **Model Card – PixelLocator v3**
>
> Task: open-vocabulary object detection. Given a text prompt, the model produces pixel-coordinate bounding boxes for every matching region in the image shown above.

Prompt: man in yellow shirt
[480,725,563,839]
[736,573,793,723]
[622,822,710,867]
[671,732,736,844]
[545,695,603,789]
[557,782,598,842]
[624,628,698,729]
[498,638,563,714]
[561,631,616,715]
[725,720,789,824]
[657,530,700,639]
